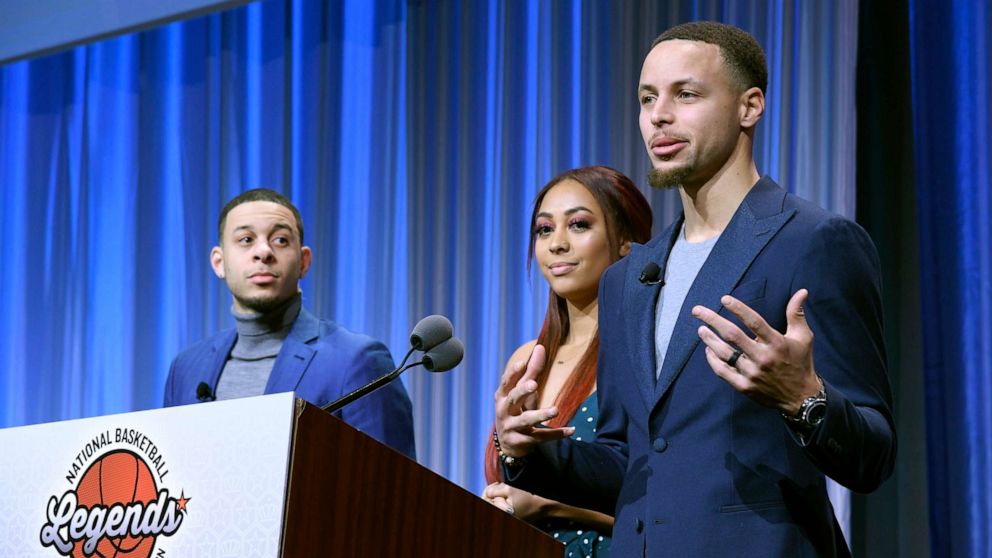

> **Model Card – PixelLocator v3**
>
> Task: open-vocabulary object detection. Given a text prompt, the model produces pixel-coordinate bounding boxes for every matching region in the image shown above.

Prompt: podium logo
[39,431,189,557]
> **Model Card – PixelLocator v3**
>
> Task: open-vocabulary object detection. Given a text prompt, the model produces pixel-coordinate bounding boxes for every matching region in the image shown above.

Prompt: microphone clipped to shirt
[321,315,465,414]
[639,262,664,286]
[196,382,216,402]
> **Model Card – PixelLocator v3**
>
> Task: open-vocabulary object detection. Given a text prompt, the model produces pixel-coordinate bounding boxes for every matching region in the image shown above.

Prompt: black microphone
[389,315,454,375]
[422,337,465,372]
[639,262,664,286]
[410,315,453,352]
[321,315,462,414]
[196,382,216,402]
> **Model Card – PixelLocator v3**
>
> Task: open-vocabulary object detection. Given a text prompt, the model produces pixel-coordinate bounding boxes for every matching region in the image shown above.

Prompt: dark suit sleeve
[794,217,896,492]
[504,263,629,515]
[337,341,417,460]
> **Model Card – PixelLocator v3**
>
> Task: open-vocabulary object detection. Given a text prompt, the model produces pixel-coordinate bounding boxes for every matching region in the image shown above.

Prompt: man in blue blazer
[494,22,895,556]
[164,189,415,460]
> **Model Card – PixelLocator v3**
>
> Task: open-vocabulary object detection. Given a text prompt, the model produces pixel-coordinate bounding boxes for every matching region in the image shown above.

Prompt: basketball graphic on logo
[72,450,157,558]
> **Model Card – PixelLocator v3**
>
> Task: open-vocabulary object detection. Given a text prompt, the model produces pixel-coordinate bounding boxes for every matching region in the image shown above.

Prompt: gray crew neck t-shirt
[655,225,720,380]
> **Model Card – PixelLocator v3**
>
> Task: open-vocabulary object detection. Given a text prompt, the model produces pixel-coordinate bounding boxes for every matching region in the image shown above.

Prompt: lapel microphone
[639,262,664,286]
[196,382,216,402]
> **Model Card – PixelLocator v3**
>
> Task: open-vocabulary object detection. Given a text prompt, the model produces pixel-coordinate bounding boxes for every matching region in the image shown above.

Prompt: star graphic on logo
[177,491,191,514]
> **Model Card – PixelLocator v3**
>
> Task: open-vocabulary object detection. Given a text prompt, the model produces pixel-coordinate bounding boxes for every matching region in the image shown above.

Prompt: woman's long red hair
[485,166,653,484]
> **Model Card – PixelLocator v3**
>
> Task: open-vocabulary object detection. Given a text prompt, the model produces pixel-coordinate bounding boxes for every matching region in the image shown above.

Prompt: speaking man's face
[638,39,746,189]
[211,201,311,314]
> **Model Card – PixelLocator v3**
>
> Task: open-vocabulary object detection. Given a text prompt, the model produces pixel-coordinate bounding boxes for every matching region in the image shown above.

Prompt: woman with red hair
[483,165,652,557]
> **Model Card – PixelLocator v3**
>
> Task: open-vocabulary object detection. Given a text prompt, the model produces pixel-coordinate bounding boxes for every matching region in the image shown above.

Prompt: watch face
[805,400,827,426]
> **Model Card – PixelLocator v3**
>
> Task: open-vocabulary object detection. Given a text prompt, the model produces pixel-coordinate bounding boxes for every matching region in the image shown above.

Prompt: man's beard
[234,293,292,315]
[648,165,692,190]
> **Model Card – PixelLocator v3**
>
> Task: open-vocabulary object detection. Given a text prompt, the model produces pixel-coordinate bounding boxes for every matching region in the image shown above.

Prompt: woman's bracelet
[493,430,527,468]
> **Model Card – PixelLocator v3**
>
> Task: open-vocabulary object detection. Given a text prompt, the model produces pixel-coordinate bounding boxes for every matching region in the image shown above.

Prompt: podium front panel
[0,392,296,557]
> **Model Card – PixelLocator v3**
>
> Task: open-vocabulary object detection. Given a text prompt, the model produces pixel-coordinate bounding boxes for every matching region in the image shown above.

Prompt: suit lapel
[265,308,318,394]
[652,178,795,408]
[623,223,681,409]
[206,330,237,395]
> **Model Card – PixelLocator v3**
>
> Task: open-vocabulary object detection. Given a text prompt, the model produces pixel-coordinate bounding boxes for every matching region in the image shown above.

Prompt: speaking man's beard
[648,166,692,190]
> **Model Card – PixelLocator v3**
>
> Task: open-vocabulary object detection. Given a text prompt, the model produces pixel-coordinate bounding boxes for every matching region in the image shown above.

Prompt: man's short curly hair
[652,21,768,94]
[217,188,304,245]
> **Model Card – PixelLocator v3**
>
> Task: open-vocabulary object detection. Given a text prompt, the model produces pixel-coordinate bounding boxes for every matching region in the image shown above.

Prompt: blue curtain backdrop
[910,1,992,556]
[0,0,859,501]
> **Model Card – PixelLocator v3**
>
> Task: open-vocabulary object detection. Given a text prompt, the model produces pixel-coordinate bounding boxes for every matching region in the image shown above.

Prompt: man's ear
[299,246,313,278]
[210,246,225,279]
[739,86,765,130]
[619,239,632,257]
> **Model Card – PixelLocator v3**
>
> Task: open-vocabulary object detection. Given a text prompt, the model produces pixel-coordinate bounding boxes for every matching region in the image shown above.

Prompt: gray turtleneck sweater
[214,294,302,400]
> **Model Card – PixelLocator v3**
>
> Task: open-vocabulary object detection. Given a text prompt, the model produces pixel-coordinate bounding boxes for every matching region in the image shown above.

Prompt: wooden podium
[283,398,562,556]
[0,392,562,557]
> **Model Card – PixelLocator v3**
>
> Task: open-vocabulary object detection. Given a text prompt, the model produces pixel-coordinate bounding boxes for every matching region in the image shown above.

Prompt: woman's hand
[494,344,574,459]
[482,482,549,522]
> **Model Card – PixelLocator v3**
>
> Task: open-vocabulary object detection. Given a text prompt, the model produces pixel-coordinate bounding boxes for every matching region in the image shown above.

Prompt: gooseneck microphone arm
[320,315,464,415]
[320,358,422,414]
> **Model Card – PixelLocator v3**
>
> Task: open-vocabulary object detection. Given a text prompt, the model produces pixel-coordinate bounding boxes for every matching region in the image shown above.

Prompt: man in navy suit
[164,189,415,459]
[494,22,895,556]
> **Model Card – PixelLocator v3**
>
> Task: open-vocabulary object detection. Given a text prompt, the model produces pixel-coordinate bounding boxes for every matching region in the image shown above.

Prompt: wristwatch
[782,378,827,433]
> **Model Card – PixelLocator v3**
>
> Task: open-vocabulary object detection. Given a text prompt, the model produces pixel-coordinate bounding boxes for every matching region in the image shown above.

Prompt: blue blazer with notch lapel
[164,308,416,460]
[506,177,896,557]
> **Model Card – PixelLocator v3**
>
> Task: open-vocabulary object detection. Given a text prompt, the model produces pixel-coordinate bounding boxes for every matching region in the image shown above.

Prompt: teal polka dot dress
[540,393,612,557]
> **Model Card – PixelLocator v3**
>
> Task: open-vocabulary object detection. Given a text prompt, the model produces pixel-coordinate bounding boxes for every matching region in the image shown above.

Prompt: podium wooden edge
[279,398,563,557]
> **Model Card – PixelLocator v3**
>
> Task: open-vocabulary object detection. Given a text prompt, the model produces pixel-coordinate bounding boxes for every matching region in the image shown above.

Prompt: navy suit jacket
[164,308,416,460]
[507,177,896,557]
